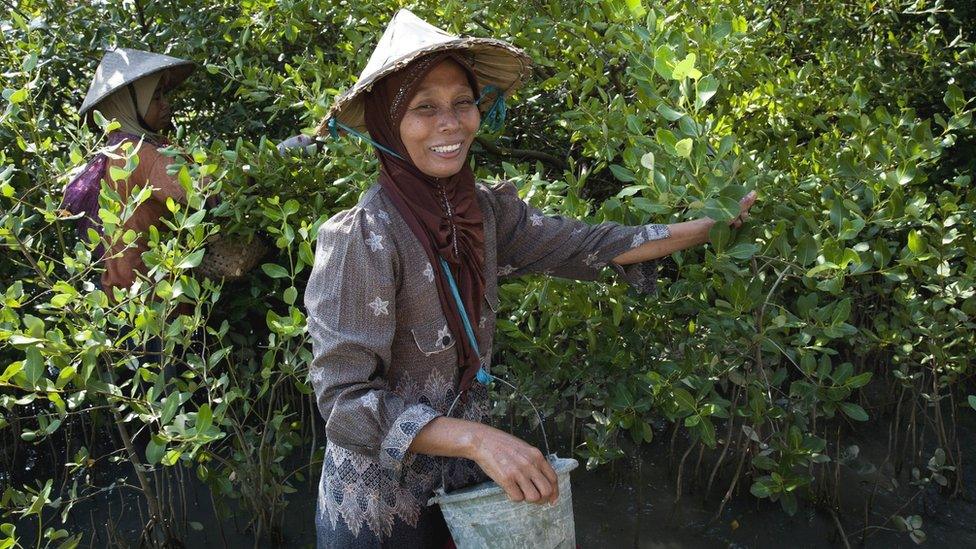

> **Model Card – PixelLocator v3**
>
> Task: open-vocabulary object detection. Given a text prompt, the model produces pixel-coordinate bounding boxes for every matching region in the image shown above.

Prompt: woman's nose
[436,108,462,131]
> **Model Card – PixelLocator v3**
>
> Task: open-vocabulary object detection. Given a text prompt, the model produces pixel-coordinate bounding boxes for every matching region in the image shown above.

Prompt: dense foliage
[1,0,974,546]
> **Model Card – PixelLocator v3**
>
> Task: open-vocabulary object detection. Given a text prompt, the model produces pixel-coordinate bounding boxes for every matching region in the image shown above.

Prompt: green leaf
[655,128,678,154]
[846,372,872,388]
[968,395,976,411]
[283,286,298,305]
[624,0,646,18]
[8,88,27,104]
[282,199,300,216]
[752,454,777,470]
[702,196,739,221]
[698,416,716,446]
[146,438,165,465]
[24,481,51,516]
[108,166,130,182]
[653,45,674,80]
[806,262,840,277]
[907,230,925,254]
[727,243,759,260]
[261,263,289,279]
[672,388,697,413]
[640,151,655,172]
[179,249,205,269]
[299,241,315,266]
[21,52,38,72]
[23,348,44,387]
[948,111,972,130]
[55,366,76,389]
[678,116,698,137]
[796,236,819,266]
[160,393,180,425]
[731,15,748,34]
[655,104,684,121]
[671,53,702,81]
[839,402,869,422]
[162,449,182,466]
[674,138,693,158]
[750,479,772,498]
[781,493,798,516]
[943,84,965,112]
[196,403,213,433]
[708,222,730,252]
[616,185,648,198]
[696,76,719,107]
[1,362,24,383]
[609,164,636,182]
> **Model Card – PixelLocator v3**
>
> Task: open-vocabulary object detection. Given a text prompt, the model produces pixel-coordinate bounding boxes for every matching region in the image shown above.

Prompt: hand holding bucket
[431,370,580,549]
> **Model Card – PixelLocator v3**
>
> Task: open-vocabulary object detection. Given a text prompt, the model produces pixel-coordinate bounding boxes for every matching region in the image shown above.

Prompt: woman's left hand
[730,190,758,228]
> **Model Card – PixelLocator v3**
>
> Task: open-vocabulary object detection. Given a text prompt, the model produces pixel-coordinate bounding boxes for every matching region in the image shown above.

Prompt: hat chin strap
[127,84,158,133]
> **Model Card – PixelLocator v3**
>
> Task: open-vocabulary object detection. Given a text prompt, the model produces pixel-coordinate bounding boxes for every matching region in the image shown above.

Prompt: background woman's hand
[730,190,758,228]
[468,424,559,505]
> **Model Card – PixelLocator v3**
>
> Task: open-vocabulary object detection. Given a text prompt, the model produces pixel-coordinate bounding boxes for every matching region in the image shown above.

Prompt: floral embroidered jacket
[305,180,670,547]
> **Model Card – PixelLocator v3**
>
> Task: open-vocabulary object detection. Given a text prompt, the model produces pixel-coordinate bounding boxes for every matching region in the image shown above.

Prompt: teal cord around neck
[328,117,405,160]
[438,256,493,385]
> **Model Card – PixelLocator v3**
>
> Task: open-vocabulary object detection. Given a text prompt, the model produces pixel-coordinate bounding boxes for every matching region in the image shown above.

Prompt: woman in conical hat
[64,48,316,293]
[306,9,757,547]
[63,47,196,295]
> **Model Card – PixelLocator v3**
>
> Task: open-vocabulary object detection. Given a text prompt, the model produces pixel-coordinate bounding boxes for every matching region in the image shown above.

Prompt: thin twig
[829,507,853,549]
[474,136,568,170]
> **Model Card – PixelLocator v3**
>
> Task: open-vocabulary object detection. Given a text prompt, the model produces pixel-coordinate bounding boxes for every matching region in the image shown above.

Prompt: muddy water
[10,419,976,547]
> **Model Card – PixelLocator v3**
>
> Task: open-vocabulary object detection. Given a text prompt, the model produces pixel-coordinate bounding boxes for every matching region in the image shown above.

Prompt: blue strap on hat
[477,84,507,133]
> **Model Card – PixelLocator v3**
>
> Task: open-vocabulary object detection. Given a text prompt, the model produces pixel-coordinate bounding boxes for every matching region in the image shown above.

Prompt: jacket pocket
[410,321,456,357]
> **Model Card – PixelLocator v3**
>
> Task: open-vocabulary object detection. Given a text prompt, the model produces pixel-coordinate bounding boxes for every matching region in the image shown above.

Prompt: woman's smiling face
[399,60,480,178]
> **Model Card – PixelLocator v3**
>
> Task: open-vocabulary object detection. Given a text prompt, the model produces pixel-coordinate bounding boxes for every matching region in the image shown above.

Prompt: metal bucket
[430,456,579,549]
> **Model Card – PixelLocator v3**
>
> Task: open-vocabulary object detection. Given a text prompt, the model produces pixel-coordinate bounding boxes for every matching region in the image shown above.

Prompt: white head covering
[92,73,162,136]
[79,48,194,133]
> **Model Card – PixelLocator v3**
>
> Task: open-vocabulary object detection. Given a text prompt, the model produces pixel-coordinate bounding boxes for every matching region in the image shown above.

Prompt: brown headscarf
[364,52,486,392]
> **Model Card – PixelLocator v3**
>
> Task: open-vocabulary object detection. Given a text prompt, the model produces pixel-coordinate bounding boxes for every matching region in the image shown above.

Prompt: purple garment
[62,132,135,239]
[61,132,155,254]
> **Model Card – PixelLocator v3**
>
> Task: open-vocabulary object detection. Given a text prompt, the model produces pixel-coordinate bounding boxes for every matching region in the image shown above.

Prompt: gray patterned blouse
[305,180,670,546]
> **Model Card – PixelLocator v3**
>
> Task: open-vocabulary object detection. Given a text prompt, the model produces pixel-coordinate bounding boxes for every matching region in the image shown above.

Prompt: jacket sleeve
[489,181,671,290]
[304,207,441,477]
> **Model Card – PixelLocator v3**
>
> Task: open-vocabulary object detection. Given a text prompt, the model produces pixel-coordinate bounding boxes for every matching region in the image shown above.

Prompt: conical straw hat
[317,9,531,135]
[79,48,195,119]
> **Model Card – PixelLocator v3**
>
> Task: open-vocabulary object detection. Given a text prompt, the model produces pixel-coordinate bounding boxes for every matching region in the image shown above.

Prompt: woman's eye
[456,99,475,107]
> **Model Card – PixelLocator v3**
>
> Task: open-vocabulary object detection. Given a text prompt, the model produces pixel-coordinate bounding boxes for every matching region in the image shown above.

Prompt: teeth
[431,143,461,153]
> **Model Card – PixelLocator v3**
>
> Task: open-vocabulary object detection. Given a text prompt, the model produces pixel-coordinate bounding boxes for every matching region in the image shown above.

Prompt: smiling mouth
[430,142,462,154]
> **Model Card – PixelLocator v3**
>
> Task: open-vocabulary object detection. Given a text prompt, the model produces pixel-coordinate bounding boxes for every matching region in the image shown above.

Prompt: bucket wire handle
[436,257,552,495]
[438,375,553,495]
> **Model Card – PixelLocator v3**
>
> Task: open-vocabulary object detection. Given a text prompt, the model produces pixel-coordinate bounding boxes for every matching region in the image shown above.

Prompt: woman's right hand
[466,423,559,505]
